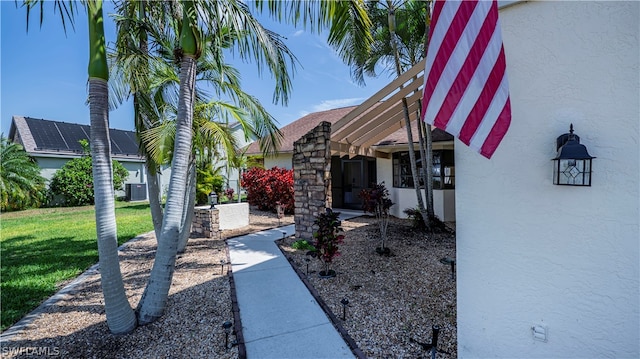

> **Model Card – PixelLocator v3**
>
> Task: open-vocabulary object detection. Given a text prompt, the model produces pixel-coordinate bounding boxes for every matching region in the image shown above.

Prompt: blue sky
[1,1,394,136]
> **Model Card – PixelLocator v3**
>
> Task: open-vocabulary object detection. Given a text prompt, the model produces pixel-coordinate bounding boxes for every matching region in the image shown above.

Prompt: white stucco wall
[456,2,639,358]
[264,153,293,170]
[217,202,250,230]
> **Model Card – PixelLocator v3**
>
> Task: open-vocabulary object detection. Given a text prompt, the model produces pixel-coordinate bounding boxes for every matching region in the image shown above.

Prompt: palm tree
[20,0,137,334]
[0,136,47,212]
[135,0,302,324]
[339,0,433,227]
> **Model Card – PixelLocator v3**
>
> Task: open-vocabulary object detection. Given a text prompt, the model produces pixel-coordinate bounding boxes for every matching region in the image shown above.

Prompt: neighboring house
[213,121,257,195]
[246,106,456,222]
[452,1,638,358]
[8,116,172,201]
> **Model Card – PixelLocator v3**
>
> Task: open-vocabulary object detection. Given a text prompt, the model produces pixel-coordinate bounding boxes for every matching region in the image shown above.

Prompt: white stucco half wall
[456,1,639,358]
[217,202,249,230]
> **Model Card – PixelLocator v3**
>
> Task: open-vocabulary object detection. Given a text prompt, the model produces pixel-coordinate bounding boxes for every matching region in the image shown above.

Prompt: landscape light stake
[305,258,311,275]
[220,259,225,275]
[410,325,450,359]
[222,321,233,349]
[340,298,350,321]
[439,257,455,280]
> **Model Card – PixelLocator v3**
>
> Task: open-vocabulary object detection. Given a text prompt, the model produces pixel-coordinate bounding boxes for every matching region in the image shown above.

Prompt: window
[392,150,454,189]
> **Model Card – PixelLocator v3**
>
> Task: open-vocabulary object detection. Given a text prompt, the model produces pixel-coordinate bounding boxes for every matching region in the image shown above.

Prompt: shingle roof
[246,106,357,155]
[9,116,142,158]
[245,105,452,156]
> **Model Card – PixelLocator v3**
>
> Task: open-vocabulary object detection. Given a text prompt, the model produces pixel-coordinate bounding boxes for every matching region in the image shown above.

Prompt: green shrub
[48,156,128,207]
[195,166,224,205]
[292,239,316,251]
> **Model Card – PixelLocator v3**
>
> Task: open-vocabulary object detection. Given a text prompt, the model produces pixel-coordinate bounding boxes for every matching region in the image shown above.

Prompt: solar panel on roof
[110,129,140,156]
[57,122,89,153]
[24,117,140,157]
[26,118,68,151]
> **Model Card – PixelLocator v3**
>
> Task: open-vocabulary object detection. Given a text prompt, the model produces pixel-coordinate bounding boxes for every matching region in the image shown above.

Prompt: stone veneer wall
[293,121,332,240]
[191,207,220,239]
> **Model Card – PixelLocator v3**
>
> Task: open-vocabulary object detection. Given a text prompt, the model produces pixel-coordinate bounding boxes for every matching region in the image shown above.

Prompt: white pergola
[330,58,426,158]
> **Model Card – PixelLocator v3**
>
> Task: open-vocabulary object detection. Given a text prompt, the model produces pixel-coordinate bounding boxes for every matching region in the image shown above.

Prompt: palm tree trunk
[387,1,429,228]
[423,123,435,218]
[87,0,136,334]
[137,54,197,325]
[177,158,196,253]
[417,111,434,218]
[146,163,163,239]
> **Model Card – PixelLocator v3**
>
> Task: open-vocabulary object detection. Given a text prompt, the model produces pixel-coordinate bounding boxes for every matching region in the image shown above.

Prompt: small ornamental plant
[312,208,344,278]
[360,182,394,255]
[224,188,235,202]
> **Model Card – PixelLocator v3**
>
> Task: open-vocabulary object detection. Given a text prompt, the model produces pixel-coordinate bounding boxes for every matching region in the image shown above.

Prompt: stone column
[293,121,332,240]
[191,206,220,239]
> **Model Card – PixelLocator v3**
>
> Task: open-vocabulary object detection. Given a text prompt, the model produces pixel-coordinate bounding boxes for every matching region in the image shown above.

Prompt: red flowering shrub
[241,167,294,213]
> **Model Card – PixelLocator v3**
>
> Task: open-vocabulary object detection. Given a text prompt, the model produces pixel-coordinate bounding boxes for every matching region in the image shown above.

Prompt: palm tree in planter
[312,208,345,278]
[360,182,394,255]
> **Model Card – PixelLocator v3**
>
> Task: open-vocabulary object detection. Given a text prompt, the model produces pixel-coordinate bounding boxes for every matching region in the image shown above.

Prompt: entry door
[343,160,363,208]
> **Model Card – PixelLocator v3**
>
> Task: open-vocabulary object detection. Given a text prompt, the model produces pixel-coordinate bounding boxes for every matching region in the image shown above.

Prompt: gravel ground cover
[278,215,457,358]
[0,209,293,359]
[1,208,456,359]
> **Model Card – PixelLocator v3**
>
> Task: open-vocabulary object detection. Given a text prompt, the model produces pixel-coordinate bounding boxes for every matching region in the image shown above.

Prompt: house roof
[246,106,357,155]
[246,58,454,158]
[8,116,143,160]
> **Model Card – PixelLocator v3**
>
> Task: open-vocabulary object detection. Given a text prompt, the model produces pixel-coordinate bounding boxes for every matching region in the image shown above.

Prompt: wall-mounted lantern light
[209,191,218,209]
[552,124,595,186]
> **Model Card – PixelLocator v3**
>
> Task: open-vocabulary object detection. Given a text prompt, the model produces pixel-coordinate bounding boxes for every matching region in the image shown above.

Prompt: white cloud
[310,98,365,112]
[292,30,304,37]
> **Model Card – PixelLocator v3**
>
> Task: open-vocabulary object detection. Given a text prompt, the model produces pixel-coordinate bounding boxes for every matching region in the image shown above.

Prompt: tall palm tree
[339,0,433,227]
[135,0,301,324]
[0,136,47,212]
[20,0,137,334]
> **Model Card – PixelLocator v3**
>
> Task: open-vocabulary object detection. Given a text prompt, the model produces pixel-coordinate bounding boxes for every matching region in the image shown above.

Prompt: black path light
[439,257,455,280]
[340,298,349,321]
[410,325,450,359]
[209,190,218,209]
[552,124,595,186]
[219,259,227,275]
[222,321,233,349]
[305,257,311,275]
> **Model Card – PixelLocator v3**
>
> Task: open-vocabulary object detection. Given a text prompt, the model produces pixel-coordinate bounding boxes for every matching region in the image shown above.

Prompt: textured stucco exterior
[216,202,250,230]
[456,1,639,358]
[263,153,293,170]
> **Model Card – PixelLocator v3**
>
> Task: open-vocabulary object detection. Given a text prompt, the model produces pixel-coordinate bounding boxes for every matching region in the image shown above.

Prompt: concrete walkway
[227,210,362,359]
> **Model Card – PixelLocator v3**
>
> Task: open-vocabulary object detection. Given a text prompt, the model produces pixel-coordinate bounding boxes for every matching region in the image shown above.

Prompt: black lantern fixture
[209,190,218,209]
[552,124,595,186]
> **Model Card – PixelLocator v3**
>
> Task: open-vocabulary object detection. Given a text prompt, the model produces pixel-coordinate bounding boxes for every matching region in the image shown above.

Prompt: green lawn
[0,201,154,331]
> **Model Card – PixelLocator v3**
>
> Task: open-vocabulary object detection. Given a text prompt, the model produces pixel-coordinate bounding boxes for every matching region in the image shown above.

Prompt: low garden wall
[217,202,249,230]
[191,203,249,238]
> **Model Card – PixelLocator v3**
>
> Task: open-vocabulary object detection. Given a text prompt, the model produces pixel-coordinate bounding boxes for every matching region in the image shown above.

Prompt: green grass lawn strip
[0,202,153,331]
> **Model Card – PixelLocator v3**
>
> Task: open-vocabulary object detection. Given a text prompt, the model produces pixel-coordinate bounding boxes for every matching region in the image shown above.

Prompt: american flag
[421,0,511,159]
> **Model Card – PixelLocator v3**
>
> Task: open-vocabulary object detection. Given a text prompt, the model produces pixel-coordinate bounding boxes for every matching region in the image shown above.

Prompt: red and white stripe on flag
[421,0,511,159]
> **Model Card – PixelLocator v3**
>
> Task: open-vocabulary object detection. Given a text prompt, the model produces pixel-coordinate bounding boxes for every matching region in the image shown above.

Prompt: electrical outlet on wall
[532,324,548,342]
